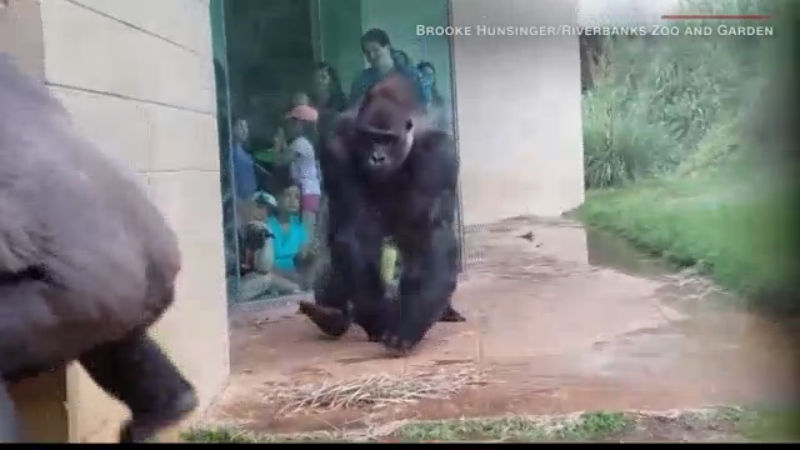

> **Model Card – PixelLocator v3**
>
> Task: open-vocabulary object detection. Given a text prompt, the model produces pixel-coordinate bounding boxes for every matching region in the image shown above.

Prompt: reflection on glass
[212,0,459,304]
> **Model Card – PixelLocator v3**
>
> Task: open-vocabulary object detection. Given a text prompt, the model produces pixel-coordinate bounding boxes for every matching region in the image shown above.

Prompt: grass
[736,406,800,441]
[180,411,633,443]
[390,411,632,442]
[181,427,267,443]
[575,166,800,314]
[180,407,800,443]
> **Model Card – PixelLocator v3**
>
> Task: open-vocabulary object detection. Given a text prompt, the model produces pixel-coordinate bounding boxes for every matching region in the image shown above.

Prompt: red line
[662,14,770,20]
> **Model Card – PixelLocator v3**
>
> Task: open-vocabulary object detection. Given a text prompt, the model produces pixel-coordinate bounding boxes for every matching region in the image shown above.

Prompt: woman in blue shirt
[348,28,425,108]
[267,184,311,274]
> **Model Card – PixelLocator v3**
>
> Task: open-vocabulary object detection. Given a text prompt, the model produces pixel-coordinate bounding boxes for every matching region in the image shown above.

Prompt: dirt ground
[197,216,800,438]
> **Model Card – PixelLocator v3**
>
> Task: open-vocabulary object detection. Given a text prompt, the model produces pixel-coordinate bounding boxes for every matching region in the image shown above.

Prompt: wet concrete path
[202,216,799,435]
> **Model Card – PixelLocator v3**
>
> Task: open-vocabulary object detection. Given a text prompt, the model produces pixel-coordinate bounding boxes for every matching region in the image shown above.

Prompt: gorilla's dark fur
[298,74,464,354]
[0,55,196,442]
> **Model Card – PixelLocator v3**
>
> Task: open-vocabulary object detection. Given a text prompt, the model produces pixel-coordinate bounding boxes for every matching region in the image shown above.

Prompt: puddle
[433,358,474,366]
[585,227,679,279]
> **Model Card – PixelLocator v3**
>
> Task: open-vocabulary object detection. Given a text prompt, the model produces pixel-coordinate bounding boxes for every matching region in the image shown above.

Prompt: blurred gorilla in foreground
[0,55,196,443]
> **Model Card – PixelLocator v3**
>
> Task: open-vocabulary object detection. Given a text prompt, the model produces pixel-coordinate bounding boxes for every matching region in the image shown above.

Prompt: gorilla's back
[0,54,181,375]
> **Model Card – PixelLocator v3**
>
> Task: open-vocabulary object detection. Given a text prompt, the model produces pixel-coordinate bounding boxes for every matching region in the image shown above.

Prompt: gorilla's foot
[439,304,466,322]
[379,324,427,356]
[297,300,351,338]
[120,388,198,443]
[78,331,199,443]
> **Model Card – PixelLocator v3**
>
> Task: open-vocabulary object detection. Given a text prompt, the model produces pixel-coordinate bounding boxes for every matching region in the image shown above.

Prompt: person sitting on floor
[238,191,303,300]
[266,184,315,288]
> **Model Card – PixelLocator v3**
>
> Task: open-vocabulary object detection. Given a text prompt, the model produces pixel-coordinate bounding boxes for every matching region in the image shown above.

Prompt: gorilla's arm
[380,130,461,351]
[315,115,394,339]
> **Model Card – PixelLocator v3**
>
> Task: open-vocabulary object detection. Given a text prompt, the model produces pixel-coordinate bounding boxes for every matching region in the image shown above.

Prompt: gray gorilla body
[0,54,197,442]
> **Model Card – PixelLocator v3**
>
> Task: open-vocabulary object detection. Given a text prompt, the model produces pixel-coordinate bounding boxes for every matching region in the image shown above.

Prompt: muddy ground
[193,216,800,441]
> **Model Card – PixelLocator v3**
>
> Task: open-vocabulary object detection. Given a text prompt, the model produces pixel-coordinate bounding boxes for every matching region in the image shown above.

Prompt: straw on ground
[260,366,486,415]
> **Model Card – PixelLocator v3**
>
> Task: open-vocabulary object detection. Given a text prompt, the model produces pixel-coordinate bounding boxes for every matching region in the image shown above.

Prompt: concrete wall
[450,0,585,225]
[35,0,229,442]
[2,0,70,443]
[0,0,45,80]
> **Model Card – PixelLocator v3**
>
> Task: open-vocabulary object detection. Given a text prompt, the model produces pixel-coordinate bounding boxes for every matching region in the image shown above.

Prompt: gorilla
[298,73,465,353]
[0,55,196,442]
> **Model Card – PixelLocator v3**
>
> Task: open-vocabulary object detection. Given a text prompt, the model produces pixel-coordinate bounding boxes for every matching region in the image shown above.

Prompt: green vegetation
[736,406,800,441]
[577,169,799,312]
[550,411,632,441]
[180,407,800,443]
[178,412,634,443]
[577,0,800,312]
[581,0,781,188]
[391,411,632,442]
[182,427,265,443]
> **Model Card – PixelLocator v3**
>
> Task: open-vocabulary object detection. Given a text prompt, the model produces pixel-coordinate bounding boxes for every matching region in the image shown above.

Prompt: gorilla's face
[354,129,412,179]
[354,100,413,179]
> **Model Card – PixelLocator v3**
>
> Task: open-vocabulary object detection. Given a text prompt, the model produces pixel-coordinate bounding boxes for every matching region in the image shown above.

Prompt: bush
[580,0,778,188]
[675,113,743,177]
[583,86,681,188]
[578,0,800,312]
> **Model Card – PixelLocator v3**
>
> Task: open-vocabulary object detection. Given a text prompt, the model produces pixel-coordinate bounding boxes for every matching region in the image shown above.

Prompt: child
[267,184,320,290]
[238,190,302,299]
[292,91,311,107]
[275,104,320,239]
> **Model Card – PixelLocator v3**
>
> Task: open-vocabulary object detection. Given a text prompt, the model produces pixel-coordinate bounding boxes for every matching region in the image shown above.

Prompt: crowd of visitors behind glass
[224,28,452,301]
